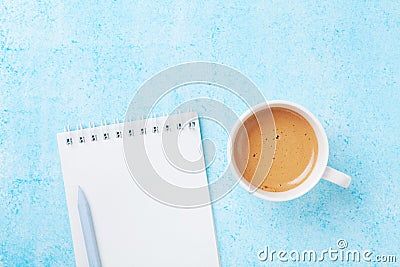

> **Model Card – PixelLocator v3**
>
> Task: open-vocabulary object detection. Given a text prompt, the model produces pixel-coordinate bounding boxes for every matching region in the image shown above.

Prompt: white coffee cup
[228,100,351,202]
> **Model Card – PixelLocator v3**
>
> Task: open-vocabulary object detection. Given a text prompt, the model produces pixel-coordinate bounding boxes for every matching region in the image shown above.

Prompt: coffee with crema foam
[234,107,318,192]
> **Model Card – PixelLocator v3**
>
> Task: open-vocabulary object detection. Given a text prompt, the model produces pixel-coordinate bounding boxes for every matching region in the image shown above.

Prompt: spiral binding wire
[63,112,197,146]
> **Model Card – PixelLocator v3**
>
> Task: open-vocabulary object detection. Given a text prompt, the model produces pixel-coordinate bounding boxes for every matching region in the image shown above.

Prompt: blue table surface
[1,1,400,266]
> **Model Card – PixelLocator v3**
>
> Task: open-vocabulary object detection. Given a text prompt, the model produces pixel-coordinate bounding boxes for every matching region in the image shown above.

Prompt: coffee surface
[240,107,318,192]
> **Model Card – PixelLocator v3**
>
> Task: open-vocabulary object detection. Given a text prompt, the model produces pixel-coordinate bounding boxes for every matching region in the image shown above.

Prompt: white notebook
[57,112,220,267]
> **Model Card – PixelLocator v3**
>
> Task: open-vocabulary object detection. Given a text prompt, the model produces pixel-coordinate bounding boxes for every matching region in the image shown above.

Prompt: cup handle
[322,166,351,188]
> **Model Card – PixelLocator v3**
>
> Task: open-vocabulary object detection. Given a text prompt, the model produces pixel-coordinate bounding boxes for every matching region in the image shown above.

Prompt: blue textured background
[1,1,400,266]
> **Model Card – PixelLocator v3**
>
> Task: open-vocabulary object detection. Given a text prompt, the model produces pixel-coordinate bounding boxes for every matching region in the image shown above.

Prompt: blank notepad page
[57,112,220,267]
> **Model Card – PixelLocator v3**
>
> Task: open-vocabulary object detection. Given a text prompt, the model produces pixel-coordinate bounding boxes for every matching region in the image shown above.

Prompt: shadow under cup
[232,106,319,193]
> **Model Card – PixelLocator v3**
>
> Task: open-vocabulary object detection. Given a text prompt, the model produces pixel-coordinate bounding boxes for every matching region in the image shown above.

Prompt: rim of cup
[228,100,329,201]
